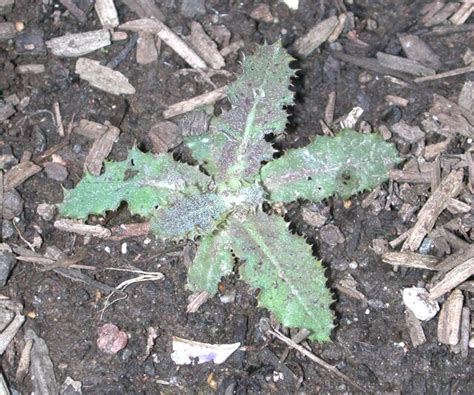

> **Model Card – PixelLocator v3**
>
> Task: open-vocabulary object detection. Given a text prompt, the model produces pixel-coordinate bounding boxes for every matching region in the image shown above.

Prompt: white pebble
[143,237,151,245]
[121,242,127,254]
[402,287,439,321]
[349,261,358,269]
[104,246,111,254]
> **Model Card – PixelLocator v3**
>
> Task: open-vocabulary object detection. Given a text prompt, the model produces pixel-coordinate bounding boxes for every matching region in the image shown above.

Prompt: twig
[415,65,474,82]
[163,86,227,119]
[52,102,65,137]
[268,328,366,393]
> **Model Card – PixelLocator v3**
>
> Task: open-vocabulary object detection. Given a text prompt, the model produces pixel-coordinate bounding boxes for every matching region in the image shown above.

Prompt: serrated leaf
[261,130,400,203]
[60,148,210,219]
[150,192,229,240]
[185,42,294,182]
[229,211,334,342]
[187,230,234,295]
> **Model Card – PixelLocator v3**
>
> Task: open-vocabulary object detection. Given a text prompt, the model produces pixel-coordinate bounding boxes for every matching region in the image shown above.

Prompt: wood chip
[0,102,15,121]
[4,161,41,192]
[0,22,16,40]
[430,258,474,300]
[331,51,412,81]
[459,81,473,112]
[190,21,225,70]
[54,219,111,238]
[73,119,109,139]
[0,0,15,15]
[424,139,450,160]
[382,251,440,270]
[450,0,474,25]
[163,86,226,119]
[385,95,409,107]
[15,338,33,383]
[148,121,181,153]
[75,58,136,95]
[437,289,464,345]
[15,64,45,74]
[390,121,425,143]
[85,124,120,175]
[109,222,150,240]
[398,34,442,70]
[59,0,87,23]
[95,0,119,29]
[389,171,428,185]
[121,0,164,21]
[434,245,474,272]
[424,2,460,26]
[324,91,336,124]
[405,309,426,347]
[24,330,59,395]
[46,30,111,57]
[293,16,338,57]
[220,40,244,57]
[136,31,158,64]
[447,197,471,214]
[402,169,464,252]
[327,13,347,43]
[429,94,474,139]
[376,52,435,77]
[120,18,207,70]
[52,102,65,137]
[335,275,368,305]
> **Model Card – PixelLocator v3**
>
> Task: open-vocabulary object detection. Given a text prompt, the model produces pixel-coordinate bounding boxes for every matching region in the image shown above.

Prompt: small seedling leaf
[229,211,334,342]
[261,129,400,202]
[187,230,234,295]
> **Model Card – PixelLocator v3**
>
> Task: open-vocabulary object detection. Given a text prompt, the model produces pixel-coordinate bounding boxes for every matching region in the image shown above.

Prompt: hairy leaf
[60,148,210,219]
[150,192,229,240]
[229,211,334,342]
[261,129,400,203]
[187,230,234,295]
[185,42,294,183]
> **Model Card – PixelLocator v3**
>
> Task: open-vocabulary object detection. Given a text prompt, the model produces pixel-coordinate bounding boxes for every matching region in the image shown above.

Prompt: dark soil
[1,0,473,393]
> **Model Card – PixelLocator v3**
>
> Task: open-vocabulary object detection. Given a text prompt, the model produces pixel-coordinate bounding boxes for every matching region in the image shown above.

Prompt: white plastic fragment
[340,106,364,129]
[171,336,240,365]
[402,287,439,321]
[281,0,299,10]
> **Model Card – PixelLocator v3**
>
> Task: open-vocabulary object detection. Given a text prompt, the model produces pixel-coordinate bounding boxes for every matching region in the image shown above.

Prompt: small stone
[15,31,47,55]
[368,299,384,310]
[44,162,68,182]
[403,287,439,321]
[97,323,128,354]
[250,4,273,23]
[3,189,24,220]
[372,238,388,255]
[301,205,328,228]
[331,259,349,271]
[219,290,236,304]
[320,224,345,247]
[0,103,15,121]
[0,22,15,40]
[366,19,377,31]
[349,261,358,269]
[418,237,434,255]
[358,71,373,84]
[2,220,15,240]
[0,154,18,170]
[0,244,16,287]
[37,203,56,221]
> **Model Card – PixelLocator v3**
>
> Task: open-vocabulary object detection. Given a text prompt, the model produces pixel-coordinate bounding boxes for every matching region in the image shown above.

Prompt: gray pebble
[37,203,56,221]
[331,259,349,271]
[320,224,345,247]
[368,299,385,310]
[2,220,15,240]
[0,245,16,287]
[0,154,18,170]
[3,189,24,220]
[44,162,68,182]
